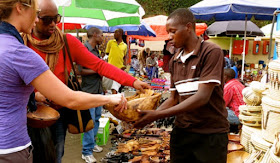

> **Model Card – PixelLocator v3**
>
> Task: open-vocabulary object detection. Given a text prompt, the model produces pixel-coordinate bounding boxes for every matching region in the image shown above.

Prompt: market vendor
[224,68,245,126]
[134,8,229,163]
[146,52,158,80]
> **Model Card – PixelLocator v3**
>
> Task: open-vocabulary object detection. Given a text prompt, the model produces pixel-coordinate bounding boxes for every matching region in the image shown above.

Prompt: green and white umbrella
[54,0,145,31]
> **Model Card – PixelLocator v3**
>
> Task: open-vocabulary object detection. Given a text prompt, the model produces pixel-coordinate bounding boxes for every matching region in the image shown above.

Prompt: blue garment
[82,106,102,156]
[231,66,238,78]
[146,66,158,80]
[49,108,68,163]
[224,57,231,68]
[226,107,240,125]
[0,22,48,153]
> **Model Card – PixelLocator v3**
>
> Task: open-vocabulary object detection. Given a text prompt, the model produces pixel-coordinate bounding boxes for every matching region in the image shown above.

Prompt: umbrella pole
[241,15,248,81]
[268,10,280,60]
[62,6,65,33]
[229,36,233,59]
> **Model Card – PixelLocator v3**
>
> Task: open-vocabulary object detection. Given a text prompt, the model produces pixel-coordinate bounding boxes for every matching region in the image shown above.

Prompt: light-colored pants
[139,63,146,75]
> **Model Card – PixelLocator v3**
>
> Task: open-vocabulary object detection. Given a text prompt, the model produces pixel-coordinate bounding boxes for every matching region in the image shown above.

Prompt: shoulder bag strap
[63,34,81,89]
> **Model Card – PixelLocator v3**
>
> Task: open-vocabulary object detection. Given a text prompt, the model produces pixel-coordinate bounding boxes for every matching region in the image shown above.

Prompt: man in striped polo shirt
[135,8,229,163]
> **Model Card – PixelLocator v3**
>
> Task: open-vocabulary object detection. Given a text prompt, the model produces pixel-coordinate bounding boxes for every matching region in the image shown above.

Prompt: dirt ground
[62,132,112,163]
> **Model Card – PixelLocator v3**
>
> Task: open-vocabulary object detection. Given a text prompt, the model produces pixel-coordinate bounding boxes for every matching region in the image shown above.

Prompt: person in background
[22,1,150,163]
[146,52,158,80]
[224,68,244,127]
[236,60,246,77]
[162,40,179,72]
[135,8,229,162]
[106,28,127,70]
[131,55,140,76]
[78,27,104,163]
[223,49,231,68]
[230,63,239,79]
[105,28,128,94]
[101,52,108,62]
[138,48,150,75]
[158,54,164,67]
[0,0,130,162]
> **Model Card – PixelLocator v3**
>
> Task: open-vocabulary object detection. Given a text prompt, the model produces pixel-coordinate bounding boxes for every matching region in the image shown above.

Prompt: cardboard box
[96,117,110,146]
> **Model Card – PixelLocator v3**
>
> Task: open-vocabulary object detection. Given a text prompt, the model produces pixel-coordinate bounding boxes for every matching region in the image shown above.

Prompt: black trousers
[170,128,228,163]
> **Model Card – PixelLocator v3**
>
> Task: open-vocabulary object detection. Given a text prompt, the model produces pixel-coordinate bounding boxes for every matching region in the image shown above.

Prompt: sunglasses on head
[21,3,41,13]
[38,14,62,25]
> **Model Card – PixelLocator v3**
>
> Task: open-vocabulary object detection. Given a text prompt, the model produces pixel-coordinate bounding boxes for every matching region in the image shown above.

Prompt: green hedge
[136,0,201,17]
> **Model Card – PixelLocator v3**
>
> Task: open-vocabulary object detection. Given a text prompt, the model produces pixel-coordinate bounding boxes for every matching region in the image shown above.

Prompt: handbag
[62,34,94,134]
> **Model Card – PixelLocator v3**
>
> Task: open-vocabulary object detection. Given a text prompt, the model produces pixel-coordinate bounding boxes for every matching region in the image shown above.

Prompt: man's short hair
[87,27,101,39]
[223,50,229,56]
[168,8,196,30]
[115,28,124,36]
[224,68,236,80]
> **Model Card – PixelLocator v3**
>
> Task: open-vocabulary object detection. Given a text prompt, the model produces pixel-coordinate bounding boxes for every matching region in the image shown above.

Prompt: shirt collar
[173,37,204,61]
[113,39,124,45]
[226,78,238,84]
[85,41,99,53]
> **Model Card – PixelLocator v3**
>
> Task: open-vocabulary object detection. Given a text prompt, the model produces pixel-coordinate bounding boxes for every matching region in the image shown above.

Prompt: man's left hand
[133,79,151,92]
[134,110,160,128]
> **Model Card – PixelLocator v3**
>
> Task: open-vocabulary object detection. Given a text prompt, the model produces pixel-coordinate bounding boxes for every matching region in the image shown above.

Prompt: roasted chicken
[104,89,161,122]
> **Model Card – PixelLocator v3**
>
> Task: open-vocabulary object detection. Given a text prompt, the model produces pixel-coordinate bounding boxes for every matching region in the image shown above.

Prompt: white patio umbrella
[190,0,280,80]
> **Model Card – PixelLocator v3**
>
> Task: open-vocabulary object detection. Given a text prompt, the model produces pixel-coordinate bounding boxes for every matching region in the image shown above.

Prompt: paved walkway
[62,133,112,163]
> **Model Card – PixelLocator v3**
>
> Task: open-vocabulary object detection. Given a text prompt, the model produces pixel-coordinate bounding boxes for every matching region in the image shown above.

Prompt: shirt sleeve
[66,34,136,87]
[13,46,49,85]
[124,44,127,55]
[199,48,224,84]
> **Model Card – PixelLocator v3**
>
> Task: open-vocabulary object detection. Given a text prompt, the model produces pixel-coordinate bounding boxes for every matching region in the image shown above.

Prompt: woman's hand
[35,92,48,103]
[108,94,127,112]
[133,79,151,92]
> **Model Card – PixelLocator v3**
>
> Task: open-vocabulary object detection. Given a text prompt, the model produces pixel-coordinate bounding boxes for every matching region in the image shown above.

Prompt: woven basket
[268,89,280,101]
[242,87,262,106]
[250,81,267,94]
[262,96,280,143]
[269,147,280,163]
[261,150,273,163]
[239,114,262,127]
[239,105,262,116]
[244,150,265,163]
[251,132,272,152]
[268,60,280,101]
[241,125,262,152]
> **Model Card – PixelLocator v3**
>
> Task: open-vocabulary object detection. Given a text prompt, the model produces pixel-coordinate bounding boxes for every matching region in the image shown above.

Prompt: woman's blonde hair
[0,0,37,20]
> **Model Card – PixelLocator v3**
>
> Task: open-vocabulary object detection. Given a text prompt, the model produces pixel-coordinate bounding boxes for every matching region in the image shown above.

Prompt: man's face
[34,4,59,38]
[151,53,155,59]
[96,32,103,45]
[114,30,121,40]
[166,18,189,49]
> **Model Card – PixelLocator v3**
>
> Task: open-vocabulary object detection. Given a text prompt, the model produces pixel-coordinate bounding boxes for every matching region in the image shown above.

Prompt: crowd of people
[0,0,252,162]
[0,0,150,163]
